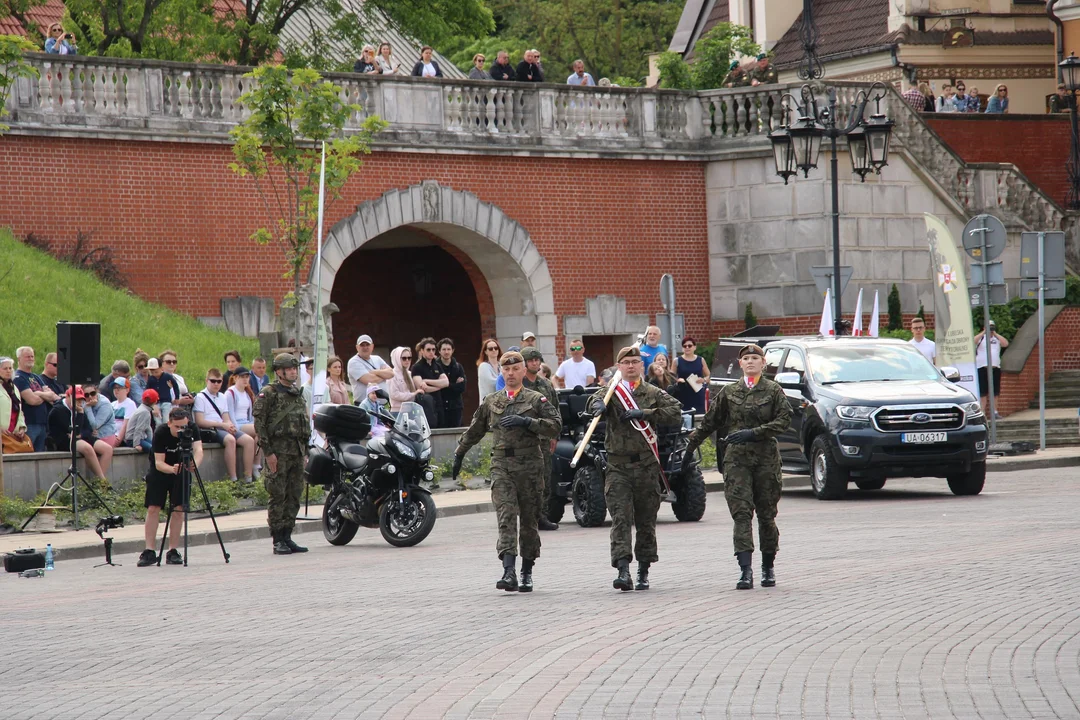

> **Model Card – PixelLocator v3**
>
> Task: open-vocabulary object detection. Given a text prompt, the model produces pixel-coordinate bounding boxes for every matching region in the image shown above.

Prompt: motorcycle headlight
[392,439,417,459]
[961,401,985,422]
[419,443,431,462]
[837,405,875,421]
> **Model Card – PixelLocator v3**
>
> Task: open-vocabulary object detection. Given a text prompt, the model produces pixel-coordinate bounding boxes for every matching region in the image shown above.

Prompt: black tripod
[156,440,230,566]
[21,408,114,531]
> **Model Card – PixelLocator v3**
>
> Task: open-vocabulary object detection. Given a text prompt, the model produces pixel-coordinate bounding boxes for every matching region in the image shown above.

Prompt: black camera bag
[4,548,47,573]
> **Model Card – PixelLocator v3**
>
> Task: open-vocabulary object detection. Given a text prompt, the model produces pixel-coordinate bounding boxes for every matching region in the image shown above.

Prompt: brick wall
[997,307,1080,416]
[924,114,1072,207]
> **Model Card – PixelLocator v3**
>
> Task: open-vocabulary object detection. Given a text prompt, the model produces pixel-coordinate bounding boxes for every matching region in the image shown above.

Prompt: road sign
[655,314,684,349]
[659,274,675,311]
[1019,278,1067,300]
[962,214,1007,261]
[969,261,1004,287]
[809,265,853,297]
[1020,232,1066,279]
[969,285,1008,306]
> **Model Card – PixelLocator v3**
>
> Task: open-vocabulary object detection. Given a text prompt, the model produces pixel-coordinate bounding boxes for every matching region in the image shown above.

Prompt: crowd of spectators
[901,81,1022,114]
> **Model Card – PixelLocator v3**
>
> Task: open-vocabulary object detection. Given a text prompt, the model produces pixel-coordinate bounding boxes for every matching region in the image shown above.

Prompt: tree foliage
[0,34,38,133]
[229,66,387,303]
[655,50,692,89]
[655,22,759,90]
[887,283,903,331]
[65,0,219,59]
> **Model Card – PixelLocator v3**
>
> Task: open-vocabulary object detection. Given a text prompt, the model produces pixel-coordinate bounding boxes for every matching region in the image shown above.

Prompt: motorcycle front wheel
[379,488,437,547]
[322,489,360,546]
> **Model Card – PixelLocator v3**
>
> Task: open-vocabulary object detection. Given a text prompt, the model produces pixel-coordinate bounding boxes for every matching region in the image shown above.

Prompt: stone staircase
[1029,370,1080,409]
[994,417,1079,447]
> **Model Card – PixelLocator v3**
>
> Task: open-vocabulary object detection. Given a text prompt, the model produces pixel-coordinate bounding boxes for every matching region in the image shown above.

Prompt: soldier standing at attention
[684,344,791,589]
[749,53,777,86]
[521,347,559,531]
[590,346,682,592]
[722,61,749,88]
[453,351,561,592]
[253,353,311,556]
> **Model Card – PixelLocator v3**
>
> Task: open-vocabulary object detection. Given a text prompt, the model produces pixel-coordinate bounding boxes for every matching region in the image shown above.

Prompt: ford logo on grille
[911,412,932,424]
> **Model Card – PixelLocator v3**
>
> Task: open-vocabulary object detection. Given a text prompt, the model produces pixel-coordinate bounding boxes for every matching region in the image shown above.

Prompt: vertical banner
[852,288,864,336]
[924,213,978,397]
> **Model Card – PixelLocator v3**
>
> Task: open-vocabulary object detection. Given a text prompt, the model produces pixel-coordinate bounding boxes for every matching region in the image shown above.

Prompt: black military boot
[613,559,633,592]
[519,559,534,592]
[736,550,754,590]
[284,529,308,553]
[635,562,651,591]
[538,517,559,531]
[761,553,776,587]
[272,530,292,555]
[497,554,518,591]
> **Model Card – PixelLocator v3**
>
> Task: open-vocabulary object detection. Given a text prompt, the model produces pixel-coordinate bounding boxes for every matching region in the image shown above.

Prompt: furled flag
[852,289,864,336]
[819,289,834,336]
[868,290,880,337]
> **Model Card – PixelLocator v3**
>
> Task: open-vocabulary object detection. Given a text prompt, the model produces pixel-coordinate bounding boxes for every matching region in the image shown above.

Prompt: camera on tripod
[177,420,198,451]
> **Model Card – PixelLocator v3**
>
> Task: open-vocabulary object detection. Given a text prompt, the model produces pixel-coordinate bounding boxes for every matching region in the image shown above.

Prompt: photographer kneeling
[138,407,203,567]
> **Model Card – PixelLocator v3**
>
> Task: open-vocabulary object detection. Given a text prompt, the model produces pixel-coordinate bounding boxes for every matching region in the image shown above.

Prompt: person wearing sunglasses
[554,339,596,389]
[40,352,67,401]
[195,367,256,483]
[489,50,515,82]
[469,53,491,80]
[476,338,502,400]
[130,350,151,404]
[389,346,425,416]
[674,337,710,414]
[160,350,195,409]
[985,84,1008,114]
[47,385,109,480]
[45,23,77,55]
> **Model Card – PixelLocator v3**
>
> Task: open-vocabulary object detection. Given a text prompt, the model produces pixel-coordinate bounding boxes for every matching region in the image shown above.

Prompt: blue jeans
[26,424,47,452]
[139,439,153,453]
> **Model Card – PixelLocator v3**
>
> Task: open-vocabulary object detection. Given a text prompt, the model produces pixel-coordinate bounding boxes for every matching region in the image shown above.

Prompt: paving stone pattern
[1,469,1078,720]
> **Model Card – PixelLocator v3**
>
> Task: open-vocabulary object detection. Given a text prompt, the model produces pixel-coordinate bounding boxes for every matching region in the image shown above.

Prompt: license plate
[901,431,947,444]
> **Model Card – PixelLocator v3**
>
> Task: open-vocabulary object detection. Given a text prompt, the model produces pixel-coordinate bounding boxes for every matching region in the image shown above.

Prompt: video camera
[95,515,124,538]
[177,415,199,450]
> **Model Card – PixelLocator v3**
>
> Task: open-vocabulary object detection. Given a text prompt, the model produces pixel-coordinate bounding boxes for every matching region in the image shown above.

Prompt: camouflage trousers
[491,456,544,560]
[722,450,783,555]
[265,452,305,533]
[540,447,552,510]
[605,459,663,567]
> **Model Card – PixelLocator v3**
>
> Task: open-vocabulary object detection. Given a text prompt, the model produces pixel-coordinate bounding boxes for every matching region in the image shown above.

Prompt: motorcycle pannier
[313,403,372,439]
[304,446,337,487]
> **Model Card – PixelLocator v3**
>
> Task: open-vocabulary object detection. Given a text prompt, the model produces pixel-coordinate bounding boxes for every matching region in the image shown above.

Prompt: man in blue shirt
[566,60,595,86]
[639,326,668,372]
[14,346,59,451]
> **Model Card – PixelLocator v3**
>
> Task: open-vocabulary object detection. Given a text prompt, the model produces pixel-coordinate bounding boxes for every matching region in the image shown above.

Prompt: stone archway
[311,180,556,356]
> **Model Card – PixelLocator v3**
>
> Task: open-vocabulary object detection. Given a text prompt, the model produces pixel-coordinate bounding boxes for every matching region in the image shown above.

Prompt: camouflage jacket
[523,374,557,406]
[749,63,777,85]
[688,377,792,451]
[723,69,750,88]
[590,381,682,458]
[457,387,561,455]
[253,381,309,456]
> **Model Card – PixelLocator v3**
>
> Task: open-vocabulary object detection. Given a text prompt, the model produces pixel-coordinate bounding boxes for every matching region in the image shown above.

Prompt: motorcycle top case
[5,548,47,573]
[304,446,337,487]
[313,403,372,440]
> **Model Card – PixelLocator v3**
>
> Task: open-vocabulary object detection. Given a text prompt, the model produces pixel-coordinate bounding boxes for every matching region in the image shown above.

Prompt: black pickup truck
[709,337,988,500]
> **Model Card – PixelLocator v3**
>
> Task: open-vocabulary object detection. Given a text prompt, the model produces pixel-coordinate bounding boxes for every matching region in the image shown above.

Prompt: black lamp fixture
[1060,52,1080,92]
[769,125,797,184]
[1059,52,1080,210]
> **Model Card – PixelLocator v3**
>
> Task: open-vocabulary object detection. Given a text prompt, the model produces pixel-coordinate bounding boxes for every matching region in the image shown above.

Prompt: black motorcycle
[306,401,437,547]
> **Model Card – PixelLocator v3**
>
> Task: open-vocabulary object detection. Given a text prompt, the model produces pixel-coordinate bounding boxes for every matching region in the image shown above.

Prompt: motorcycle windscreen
[395,402,432,441]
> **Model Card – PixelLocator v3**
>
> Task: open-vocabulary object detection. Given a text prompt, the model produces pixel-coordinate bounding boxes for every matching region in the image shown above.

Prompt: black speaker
[56,321,101,386]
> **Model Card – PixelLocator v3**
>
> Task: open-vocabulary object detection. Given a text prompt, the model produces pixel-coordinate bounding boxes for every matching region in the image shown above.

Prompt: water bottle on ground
[45,544,54,570]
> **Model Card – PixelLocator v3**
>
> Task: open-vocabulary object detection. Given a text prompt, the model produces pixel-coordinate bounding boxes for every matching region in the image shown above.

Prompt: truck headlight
[837,405,874,420]
[961,402,985,422]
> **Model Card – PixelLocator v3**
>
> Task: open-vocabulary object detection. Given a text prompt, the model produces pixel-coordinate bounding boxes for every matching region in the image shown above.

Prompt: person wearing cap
[348,334,394,403]
[47,384,109,480]
[145,356,181,420]
[521,346,560,530]
[126,388,159,452]
[521,332,537,349]
[722,60,749,88]
[974,321,1009,418]
[749,53,776,86]
[589,346,683,592]
[111,376,138,446]
[254,353,311,555]
[453,350,562,592]
[98,360,130,403]
[685,343,792,590]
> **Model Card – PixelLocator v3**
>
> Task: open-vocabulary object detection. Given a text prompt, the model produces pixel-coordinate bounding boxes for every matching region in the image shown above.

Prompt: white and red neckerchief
[744,375,757,389]
[612,380,660,464]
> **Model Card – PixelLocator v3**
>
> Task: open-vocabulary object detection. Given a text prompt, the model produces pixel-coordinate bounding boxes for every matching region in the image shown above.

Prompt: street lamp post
[1060,52,1080,210]
[768,84,894,334]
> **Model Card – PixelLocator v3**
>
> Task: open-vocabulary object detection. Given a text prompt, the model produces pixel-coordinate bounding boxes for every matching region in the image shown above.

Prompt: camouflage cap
[617,346,642,362]
[738,343,765,359]
[273,353,300,370]
[520,347,544,362]
[500,351,524,366]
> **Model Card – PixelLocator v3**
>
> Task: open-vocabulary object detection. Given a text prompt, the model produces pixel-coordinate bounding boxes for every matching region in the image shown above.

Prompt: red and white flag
[819,289,835,336]
[852,289,864,336]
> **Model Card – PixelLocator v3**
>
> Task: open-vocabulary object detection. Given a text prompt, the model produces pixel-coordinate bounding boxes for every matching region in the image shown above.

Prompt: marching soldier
[453,351,561,592]
[749,53,777,86]
[589,346,682,591]
[253,353,310,556]
[722,61,749,88]
[684,344,791,589]
[521,347,559,530]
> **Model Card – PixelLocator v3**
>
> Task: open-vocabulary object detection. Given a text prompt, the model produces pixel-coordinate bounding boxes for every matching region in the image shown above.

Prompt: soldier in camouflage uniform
[749,53,777,86]
[253,353,311,556]
[521,347,559,531]
[722,61,750,88]
[454,351,561,592]
[589,346,682,592]
[685,344,791,589]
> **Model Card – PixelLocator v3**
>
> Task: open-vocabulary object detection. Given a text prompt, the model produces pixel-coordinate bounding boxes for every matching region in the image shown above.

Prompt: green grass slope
[0,228,260,384]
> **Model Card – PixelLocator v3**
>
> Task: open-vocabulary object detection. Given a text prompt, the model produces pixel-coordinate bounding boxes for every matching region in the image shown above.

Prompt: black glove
[590,404,605,418]
[620,408,644,422]
[724,429,755,445]
[451,454,463,481]
[499,414,531,428]
[681,447,695,469]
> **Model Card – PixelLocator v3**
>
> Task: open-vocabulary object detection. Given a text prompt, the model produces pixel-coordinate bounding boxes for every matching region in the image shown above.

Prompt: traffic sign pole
[1038,232,1046,451]
[970,216,997,444]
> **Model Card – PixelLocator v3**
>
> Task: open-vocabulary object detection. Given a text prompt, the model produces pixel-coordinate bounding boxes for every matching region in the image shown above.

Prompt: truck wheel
[855,479,886,491]
[810,436,849,500]
[572,464,607,527]
[671,465,706,522]
[947,462,986,496]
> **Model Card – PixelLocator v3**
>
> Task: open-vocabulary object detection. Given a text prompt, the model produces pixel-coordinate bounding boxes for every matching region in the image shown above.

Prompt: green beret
[757,53,768,61]
[729,61,739,70]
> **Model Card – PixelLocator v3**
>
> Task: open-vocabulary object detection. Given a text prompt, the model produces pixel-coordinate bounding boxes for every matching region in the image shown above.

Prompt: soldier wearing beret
[684,344,791,589]
[521,347,560,530]
[722,60,749,88]
[749,53,777,86]
[589,346,683,591]
[454,351,561,592]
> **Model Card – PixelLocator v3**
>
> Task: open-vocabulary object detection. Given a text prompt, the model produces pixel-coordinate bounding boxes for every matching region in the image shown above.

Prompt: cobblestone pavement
[2,469,1078,720]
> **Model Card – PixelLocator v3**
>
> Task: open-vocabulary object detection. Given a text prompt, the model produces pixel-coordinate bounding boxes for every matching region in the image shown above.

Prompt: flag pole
[302,141,328,520]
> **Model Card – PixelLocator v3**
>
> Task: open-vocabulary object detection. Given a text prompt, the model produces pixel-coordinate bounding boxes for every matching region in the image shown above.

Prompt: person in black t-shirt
[436,338,467,428]
[137,406,204,567]
[413,336,449,428]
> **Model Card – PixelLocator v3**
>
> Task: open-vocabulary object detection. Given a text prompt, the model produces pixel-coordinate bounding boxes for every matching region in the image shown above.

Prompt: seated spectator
[111,377,137,446]
[40,352,67,400]
[646,352,677,391]
[1050,83,1071,113]
[98,359,130,402]
[389,346,424,416]
[130,349,150,404]
[986,84,1009,114]
[45,23,77,54]
[1,356,33,454]
[325,355,351,404]
[14,346,58,451]
[516,49,544,83]
[195,368,256,483]
[901,81,925,110]
[85,383,120,473]
[160,350,195,410]
[936,84,959,113]
[127,388,158,453]
[489,50,515,81]
[566,59,595,86]
[555,339,597,389]
[353,45,381,74]
[48,386,109,481]
[469,53,491,80]
[377,42,401,75]
[476,338,502,401]
[145,357,180,419]
[222,349,242,388]
[358,384,386,421]
[225,366,260,475]
[411,46,443,78]
[249,356,270,394]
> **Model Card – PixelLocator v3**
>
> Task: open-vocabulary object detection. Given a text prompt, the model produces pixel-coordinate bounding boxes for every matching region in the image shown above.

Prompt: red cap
[142,388,159,404]
[66,386,85,399]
